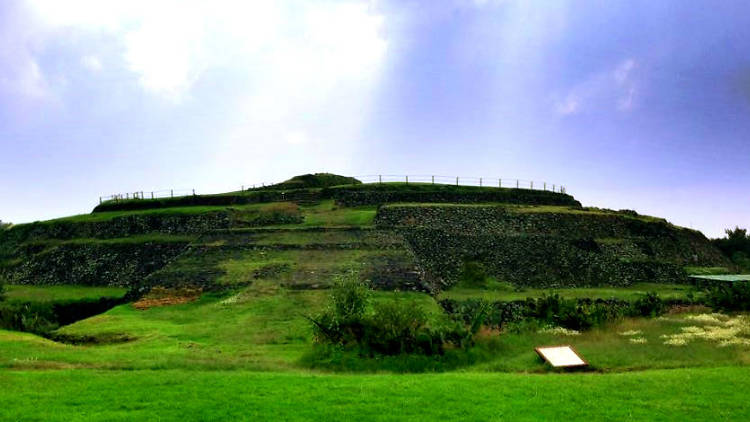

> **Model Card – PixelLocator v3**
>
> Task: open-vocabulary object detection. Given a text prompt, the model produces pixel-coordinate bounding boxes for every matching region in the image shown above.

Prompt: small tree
[713,227,750,271]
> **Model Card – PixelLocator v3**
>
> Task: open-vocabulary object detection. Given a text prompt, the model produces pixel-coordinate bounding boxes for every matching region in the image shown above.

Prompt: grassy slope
[1,367,749,421]
[2,284,749,373]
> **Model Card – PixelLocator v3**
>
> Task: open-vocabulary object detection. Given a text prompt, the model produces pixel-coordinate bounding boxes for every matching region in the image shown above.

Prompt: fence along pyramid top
[354,175,566,193]
[99,174,568,204]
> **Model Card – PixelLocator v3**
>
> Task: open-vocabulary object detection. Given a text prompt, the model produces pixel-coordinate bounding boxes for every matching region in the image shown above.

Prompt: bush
[440,293,669,332]
[309,271,471,356]
[705,281,750,311]
[631,292,665,317]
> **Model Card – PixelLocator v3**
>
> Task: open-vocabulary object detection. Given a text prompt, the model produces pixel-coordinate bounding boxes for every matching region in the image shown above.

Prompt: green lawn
[1,367,749,421]
[3,285,128,302]
[439,283,700,302]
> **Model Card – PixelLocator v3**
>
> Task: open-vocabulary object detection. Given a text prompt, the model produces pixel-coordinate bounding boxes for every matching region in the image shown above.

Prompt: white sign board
[535,346,587,368]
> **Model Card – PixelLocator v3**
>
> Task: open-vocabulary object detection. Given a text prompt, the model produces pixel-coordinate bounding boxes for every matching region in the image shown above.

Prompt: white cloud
[0,56,49,100]
[80,55,102,72]
[614,58,635,85]
[555,94,579,115]
[554,58,639,115]
[12,0,387,189]
[26,0,386,103]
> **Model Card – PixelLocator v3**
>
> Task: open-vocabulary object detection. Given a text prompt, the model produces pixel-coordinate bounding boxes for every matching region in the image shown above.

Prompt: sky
[1,0,749,238]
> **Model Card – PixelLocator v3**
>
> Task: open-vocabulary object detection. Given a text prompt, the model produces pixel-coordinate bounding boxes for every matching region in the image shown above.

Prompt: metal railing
[99,174,567,204]
[354,174,566,194]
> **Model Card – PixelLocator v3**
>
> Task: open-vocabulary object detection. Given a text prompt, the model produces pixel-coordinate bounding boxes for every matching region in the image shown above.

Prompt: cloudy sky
[1,0,749,237]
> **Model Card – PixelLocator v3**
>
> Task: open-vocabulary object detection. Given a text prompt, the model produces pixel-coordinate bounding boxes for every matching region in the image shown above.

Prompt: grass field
[1,367,749,421]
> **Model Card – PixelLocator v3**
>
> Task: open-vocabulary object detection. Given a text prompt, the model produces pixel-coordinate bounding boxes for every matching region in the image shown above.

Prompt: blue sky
[1,0,748,237]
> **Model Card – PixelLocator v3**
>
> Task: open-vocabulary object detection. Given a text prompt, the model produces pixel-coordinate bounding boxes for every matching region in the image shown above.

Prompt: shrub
[631,292,665,317]
[440,293,669,332]
[309,271,470,356]
[458,261,490,287]
[705,281,750,311]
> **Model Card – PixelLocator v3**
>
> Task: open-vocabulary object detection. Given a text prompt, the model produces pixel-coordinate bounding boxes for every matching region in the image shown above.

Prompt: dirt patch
[668,304,712,315]
[50,332,135,345]
[133,287,203,310]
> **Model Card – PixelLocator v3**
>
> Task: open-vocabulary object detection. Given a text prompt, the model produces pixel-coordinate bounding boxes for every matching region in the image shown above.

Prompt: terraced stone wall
[376,205,728,289]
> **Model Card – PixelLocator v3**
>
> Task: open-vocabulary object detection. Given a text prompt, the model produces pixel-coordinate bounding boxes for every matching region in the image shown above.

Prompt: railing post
[543,182,546,191]
[241,185,244,191]
[479,177,482,187]
[151,192,154,199]
[405,175,408,184]
[456,176,459,186]
[531,181,534,190]
[431,175,434,184]
[499,178,501,188]
[193,189,196,196]
[379,175,382,184]
[171,189,174,198]
[516,179,519,188]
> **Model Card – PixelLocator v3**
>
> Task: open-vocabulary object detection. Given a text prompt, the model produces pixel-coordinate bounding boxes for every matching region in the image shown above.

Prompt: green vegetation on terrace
[49,203,282,224]
[439,283,701,302]
[21,234,195,247]
[214,248,410,288]
[380,202,668,224]
[297,201,376,227]
[3,285,127,303]
[25,200,376,229]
